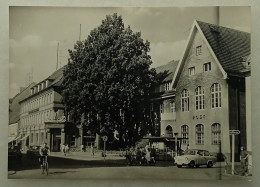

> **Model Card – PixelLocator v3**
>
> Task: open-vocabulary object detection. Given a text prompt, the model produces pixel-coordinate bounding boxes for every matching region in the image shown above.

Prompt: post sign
[229,130,240,135]
[103,136,108,142]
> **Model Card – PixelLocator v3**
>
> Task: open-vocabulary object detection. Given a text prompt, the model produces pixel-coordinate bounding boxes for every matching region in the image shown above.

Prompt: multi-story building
[19,67,83,152]
[171,20,250,160]
[9,83,36,146]
[151,60,179,138]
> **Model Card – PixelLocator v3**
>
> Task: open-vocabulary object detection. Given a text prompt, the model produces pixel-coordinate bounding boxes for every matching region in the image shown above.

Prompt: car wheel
[189,161,195,168]
[177,165,182,168]
[207,161,213,168]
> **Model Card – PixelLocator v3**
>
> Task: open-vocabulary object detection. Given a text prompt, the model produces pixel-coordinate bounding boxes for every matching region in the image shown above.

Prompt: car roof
[188,149,208,151]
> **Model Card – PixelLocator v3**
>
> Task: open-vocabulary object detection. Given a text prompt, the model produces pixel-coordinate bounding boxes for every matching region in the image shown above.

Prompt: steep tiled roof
[19,66,65,103]
[9,83,36,124]
[155,60,179,82]
[197,21,250,75]
[47,66,65,87]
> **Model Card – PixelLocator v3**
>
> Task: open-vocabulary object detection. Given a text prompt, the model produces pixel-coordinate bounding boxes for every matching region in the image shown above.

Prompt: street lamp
[174,132,178,156]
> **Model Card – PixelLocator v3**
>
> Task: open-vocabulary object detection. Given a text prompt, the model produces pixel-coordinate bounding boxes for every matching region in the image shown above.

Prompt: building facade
[171,20,250,160]
[19,67,83,152]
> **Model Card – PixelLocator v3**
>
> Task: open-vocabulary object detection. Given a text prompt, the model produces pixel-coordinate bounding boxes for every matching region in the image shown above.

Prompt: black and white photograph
[7,6,253,182]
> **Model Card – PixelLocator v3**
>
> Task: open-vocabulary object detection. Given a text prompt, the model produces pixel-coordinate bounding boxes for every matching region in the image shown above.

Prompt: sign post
[229,130,240,175]
[102,136,108,162]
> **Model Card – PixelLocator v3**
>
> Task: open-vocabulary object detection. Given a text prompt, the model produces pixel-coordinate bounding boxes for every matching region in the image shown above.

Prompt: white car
[174,149,217,168]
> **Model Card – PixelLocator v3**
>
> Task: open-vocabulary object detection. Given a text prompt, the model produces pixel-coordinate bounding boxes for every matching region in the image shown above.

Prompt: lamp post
[174,132,178,156]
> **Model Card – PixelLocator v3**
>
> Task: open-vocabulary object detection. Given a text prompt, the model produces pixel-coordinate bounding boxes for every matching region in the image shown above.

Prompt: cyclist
[39,143,50,174]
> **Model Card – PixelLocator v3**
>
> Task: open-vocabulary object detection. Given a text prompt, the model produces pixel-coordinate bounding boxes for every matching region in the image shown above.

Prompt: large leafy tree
[62,13,158,148]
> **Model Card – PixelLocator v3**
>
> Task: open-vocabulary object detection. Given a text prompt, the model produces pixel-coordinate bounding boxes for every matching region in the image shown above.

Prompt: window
[165,82,171,91]
[160,103,164,114]
[195,87,205,110]
[41,132,44,143]
[30,133,34,143]
[188,67,195,76]
[196,45,202,56]
[204,62,211,72]
[36,133,38,142]
[212,123,221,145]
[181,125,189,144]
[211,83,222,108]
[196,124,204,144]
[170,101,175,113]
[181,89,189,112]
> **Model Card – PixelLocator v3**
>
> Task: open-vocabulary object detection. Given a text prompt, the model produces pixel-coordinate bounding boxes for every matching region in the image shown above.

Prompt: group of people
[60,144,69,156]
[125,145,156,166]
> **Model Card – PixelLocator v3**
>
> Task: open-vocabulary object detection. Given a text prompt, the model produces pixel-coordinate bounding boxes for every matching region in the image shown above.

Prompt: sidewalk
[221,161,253,181]
[50,151,125,161]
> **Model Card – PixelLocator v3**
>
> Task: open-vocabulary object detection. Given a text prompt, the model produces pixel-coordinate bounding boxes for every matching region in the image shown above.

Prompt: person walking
[240,146,249,176]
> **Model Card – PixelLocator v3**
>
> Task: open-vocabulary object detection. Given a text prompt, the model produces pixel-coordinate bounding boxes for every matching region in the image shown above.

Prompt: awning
[20,134,29,141]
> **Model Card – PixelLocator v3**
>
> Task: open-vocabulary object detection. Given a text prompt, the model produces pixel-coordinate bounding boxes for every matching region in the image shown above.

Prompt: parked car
[26,145,41,158]
[174,149,217,168]
[8,146,22,160]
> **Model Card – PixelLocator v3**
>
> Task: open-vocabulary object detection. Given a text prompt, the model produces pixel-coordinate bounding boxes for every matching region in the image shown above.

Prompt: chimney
[216,6,220,26]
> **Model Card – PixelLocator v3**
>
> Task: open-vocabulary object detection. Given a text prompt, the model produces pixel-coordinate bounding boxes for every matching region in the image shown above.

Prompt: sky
[9,6,251,98]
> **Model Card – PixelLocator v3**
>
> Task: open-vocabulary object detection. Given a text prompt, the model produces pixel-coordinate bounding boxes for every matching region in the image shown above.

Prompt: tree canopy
[62,13,159,147]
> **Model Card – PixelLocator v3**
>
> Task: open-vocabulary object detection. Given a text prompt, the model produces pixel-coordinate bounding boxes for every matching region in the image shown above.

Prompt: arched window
[181,125,189,144]
[212,123,221,145]
[211,83,221,108]
[181,89,189,112]
[166,125,173,137]
[196,124,204,145]
[195,86,205,110]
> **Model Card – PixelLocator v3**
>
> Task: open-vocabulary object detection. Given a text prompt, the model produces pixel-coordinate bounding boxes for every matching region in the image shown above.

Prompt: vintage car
[174,149,217,168]
[26,145,41,159]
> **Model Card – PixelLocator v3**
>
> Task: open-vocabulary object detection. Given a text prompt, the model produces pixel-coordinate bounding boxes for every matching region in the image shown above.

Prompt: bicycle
[41,155,49,175]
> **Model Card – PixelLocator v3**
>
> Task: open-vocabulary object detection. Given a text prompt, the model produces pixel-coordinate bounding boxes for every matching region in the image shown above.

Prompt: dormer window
[188,67,195,76]
[196,45,202,56]
[165,82,171,91]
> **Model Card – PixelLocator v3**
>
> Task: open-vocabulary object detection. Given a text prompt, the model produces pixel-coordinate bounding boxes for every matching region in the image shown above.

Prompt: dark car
[26,145,41,158]
[8,146,22,160]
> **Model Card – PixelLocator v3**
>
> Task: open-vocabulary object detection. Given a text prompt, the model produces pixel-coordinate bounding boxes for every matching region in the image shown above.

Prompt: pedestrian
[65,144,69,156]
[81,144,84,152]
[145,147,151,163]
[90,144,94,157]
[60,144,65,155]
[240,146,249,176]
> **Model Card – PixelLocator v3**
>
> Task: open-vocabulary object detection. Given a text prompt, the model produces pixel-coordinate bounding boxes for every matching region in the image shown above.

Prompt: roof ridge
[196,20,250,34]
[9,82,36,100]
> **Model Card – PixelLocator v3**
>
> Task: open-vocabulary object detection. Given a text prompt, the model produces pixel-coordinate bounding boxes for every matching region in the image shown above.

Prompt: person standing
[90,144,94,158]
[65,144,69,156]
[240,146,249,176]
